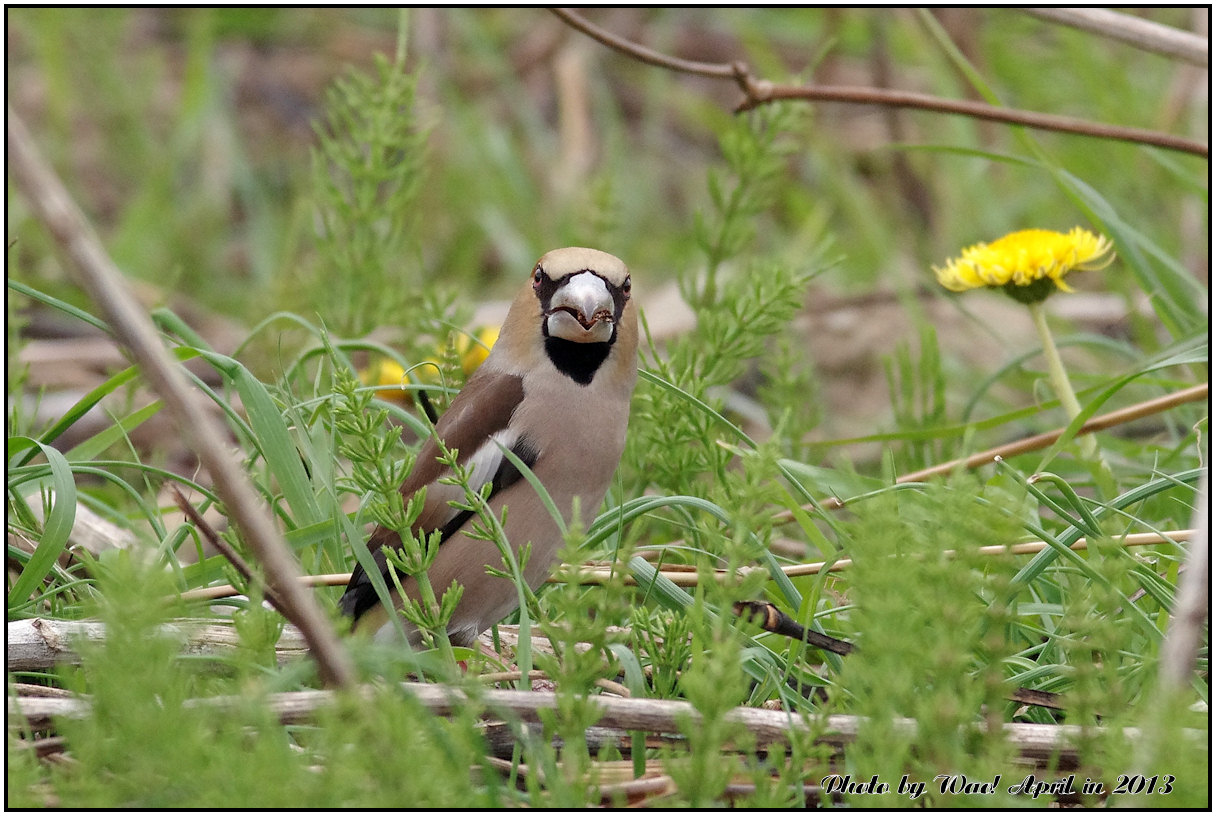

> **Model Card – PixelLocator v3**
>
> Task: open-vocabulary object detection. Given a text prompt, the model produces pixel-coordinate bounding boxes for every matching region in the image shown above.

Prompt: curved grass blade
[191,348,322,529]
[7,437,77,613]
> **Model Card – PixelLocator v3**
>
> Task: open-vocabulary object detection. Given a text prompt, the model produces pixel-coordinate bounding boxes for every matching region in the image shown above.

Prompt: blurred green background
[8,8,1208,450]
[6,10,1204,302]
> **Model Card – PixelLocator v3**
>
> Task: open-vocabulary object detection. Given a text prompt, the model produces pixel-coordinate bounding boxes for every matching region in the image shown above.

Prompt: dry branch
[1158,472,1210,692]
[570,529,1196,586]
[6,109,355,690]
[179,573,350,604]
[779,382,1209,519]
[1022,7,1209,66]
[168,529,1194,604]
[10,680,1201,768]
[7,617,310,672]
[550,8,1208,157]
[4,619,578,672]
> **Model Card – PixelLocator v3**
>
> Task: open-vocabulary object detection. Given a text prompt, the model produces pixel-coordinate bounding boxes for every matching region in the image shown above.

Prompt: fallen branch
[7,617,310,672]
[10,680,1201,767]
[550,8,1208,157]
[1158,473,1209,692]
[4,619,586,673]
[6,618,1064,710]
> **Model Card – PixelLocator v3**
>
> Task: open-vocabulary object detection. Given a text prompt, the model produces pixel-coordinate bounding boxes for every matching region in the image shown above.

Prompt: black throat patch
[544,337,612,385]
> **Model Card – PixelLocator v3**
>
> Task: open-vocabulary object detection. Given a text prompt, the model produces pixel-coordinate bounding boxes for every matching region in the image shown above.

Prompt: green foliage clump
[299,20,433,340]
[834,482,1024,808]
[49,560,308,808]
[625,105,825,502]
[27,558,503,808]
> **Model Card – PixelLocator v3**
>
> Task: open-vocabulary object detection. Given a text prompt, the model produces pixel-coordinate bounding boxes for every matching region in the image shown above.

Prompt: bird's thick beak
[545,272,616,343]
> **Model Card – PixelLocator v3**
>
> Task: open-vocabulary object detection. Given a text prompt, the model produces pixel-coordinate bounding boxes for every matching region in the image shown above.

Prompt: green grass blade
[7,437,77,612]
[192,349,321,529]
[63,400,164,464]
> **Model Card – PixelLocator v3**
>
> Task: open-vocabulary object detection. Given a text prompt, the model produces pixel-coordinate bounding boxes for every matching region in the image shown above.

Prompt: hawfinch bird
[340,247,638,646]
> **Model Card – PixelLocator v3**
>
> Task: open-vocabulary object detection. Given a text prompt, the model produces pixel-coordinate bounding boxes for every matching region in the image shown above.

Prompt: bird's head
[489,247,636,385]
[531,247,631,345]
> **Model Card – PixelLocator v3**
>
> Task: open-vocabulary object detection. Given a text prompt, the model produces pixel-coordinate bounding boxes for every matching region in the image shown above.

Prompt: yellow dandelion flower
[934,228,1114,303]
[454,325,498,375]
[933,228,1117,489]
[359,357,412,401]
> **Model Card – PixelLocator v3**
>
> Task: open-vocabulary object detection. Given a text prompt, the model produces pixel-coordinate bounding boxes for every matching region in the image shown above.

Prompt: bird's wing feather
[339,369,536,620]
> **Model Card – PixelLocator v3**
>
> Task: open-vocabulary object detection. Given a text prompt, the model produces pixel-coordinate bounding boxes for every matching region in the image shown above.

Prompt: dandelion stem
[1028,301,1114,492]
[1029,302,1083,420]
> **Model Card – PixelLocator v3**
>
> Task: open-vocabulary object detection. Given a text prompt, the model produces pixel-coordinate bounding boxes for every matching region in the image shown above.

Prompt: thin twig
[551,7,738,80]
[179,573,351,603]
[901,383,1208,484]
[170,486,288,614]
[550,8,1208,158]
[780,382,1209,518]
[171,529,1194,601]
[6,109,356,691]
[573,530,1195,587]
[1022,7,1209,67]
[733,82,1207,157]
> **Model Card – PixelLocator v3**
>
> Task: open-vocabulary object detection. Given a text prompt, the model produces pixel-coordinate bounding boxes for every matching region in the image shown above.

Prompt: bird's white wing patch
[461,428,520,497]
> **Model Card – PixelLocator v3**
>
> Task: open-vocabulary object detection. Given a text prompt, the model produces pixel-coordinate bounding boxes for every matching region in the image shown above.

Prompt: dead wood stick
[7,109,355,690]
[1158,472,1209,692]
[10,681,1201,766]
[572,529,1197,585]
[5,619,567,672]
[7,617,310,672]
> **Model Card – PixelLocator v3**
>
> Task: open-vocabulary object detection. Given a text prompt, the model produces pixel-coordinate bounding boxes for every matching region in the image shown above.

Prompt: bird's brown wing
[338,369,537,621]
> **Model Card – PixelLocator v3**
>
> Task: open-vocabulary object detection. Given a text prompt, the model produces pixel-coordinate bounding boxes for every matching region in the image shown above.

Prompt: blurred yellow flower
[361,326,499,402]
[934,228,1114,303]
[453,325,498,374]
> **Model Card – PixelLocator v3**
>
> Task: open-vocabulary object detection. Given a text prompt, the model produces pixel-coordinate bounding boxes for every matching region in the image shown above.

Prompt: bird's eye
[622,275,632,295]
[532,266,543,287]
